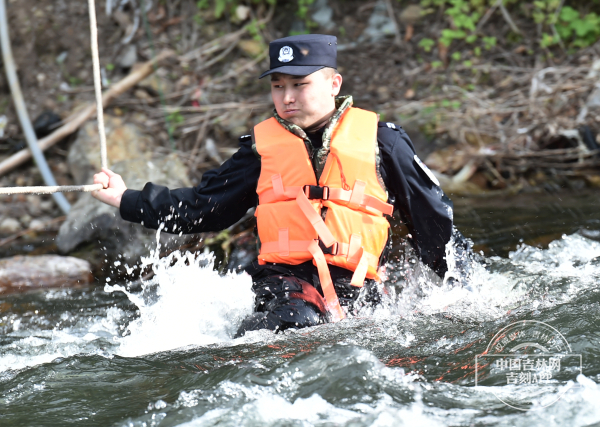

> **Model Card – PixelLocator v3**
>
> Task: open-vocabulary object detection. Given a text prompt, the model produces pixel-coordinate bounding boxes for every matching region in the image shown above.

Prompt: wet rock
[40,200,55,213]
[0,255,93,295]
[359,0,396,43]
[238,39,263,58]
[29,219,46,231]
[26,195,43,217]
[0,218,21,234]
[235,5,250,22]
[578,228,600,241]
[57,153,195,267]
[67,115,154,185]
[19,214,32,229]
[117,44,137,70]
[586,87,600,108]
[311,0,335,30]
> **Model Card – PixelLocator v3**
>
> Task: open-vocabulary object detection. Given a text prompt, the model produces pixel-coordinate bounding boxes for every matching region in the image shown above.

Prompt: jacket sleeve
[377,123,454,277]
[119,137,260,234]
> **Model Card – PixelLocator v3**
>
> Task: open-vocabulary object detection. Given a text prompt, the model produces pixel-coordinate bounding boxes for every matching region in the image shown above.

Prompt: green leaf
[214,0,227,18]
[431,60,443,69]
[540,32,555,48]
[482,36,496,50]
[418,38,436,52]
[465,34,477,43]
[441,28,467,40]
[559,5,580,22]
[532,11,546,24]
[451,51,462,61]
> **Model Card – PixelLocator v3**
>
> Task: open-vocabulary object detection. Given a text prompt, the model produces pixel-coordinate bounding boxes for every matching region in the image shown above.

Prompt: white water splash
[375,233,600,323]
[108,245,254,357]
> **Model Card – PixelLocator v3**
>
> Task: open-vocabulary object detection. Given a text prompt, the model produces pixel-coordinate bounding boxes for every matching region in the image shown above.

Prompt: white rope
[0,184,103,195]
[0,0,108,196]
[88,0,108,170]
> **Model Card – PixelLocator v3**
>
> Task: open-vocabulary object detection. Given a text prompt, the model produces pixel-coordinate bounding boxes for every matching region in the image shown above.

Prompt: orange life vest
[253,107,393,321]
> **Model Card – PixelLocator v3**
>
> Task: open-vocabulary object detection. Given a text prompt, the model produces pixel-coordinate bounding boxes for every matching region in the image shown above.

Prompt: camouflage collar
[273,95,353,179]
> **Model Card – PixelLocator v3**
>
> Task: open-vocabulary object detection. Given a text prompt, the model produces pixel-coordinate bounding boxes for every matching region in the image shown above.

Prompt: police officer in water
[93,34,470,336]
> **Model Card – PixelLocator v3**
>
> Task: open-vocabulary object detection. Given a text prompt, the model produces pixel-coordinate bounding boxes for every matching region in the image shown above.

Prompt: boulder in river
[0,255,93,295]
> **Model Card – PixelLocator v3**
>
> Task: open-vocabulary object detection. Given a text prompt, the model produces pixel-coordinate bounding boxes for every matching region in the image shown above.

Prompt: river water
[1,190,600,426]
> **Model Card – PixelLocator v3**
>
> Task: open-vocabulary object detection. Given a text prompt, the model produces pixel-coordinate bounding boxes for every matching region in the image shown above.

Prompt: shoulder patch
[378,121,401,131]
[414,155,440,187]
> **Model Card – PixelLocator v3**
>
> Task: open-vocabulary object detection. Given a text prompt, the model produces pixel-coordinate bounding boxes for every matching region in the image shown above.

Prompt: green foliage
[166,110,184,135]
[419,37,436,52]
[417,0,600,64]
[556,6,600,48]
[296,0,316,20]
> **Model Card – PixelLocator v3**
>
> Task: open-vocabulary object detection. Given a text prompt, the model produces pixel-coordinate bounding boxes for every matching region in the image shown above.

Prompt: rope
[0,184,103,195]
[88,0,108,169]
[0,0,108,196]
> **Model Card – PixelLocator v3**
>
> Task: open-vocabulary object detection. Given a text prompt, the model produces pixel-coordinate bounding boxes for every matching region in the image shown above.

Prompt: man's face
[270,69,342,129]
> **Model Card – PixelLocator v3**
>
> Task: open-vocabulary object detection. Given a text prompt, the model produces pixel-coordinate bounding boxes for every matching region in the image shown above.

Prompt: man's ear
[332,73,342,96]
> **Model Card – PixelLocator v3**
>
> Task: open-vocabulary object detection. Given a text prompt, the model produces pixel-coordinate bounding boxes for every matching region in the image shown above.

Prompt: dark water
[1,190,600,426]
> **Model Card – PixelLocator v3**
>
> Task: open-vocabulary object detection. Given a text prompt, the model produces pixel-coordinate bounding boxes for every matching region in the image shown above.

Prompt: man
[93,34,467,336]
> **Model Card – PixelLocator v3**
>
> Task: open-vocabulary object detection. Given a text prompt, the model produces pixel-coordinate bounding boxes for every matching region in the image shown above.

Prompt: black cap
[259,34,337,79]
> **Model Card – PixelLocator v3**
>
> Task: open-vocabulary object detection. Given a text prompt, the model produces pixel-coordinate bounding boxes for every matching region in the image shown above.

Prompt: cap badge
[278,46,294,63]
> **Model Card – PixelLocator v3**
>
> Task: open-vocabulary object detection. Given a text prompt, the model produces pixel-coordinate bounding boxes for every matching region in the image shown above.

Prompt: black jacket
[120,122,454,278]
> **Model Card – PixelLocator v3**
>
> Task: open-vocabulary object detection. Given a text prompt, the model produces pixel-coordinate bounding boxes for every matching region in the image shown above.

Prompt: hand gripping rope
[0,0,108,212]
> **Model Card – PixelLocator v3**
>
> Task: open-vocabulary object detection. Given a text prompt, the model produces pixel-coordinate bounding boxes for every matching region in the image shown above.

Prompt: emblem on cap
[278,46,294,63]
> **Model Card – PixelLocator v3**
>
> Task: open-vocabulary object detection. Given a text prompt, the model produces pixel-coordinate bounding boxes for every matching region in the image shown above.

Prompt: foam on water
[2,230,600,425]
[374,233,600,324]
[109,248,254,357]
[0,302,123,374]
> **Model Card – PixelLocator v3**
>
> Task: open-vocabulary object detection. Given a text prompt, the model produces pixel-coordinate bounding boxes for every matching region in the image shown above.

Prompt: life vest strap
[260,183,393,216]
[327,188,394,216]
[296,189,336,248]
[350,247,370,288]
[307,240,345,322]
[259,237,379,285]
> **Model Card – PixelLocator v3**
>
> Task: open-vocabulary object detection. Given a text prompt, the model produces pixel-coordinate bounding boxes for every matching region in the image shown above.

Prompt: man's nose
[283,89,294,104]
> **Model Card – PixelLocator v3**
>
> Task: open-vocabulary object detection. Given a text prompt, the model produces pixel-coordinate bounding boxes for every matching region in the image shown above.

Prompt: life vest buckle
[317,239,339,255]
[303,185,329,200]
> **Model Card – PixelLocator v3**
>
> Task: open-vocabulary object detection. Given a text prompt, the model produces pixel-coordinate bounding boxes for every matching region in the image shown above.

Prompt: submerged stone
[0,255,92,295]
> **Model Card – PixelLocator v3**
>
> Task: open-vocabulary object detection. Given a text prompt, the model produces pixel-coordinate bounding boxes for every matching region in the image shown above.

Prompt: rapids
[1,190,600,426]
